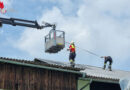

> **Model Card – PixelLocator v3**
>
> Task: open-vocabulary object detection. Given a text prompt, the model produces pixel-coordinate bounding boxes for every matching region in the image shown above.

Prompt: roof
[81,65,130,83]
[0,57,84,75]
[0,57,130,83]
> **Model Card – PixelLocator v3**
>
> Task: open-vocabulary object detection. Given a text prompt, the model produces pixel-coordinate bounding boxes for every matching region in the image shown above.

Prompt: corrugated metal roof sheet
[81,65,130,81]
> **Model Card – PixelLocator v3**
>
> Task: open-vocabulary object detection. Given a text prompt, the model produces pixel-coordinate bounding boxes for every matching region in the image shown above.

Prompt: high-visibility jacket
[69,44,76,52]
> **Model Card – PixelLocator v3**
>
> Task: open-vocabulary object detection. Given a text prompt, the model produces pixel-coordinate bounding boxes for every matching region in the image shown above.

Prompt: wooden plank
[0,63,79,90]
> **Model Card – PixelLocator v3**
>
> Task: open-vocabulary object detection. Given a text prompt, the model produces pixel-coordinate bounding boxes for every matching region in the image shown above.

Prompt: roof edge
[79,77,119,84]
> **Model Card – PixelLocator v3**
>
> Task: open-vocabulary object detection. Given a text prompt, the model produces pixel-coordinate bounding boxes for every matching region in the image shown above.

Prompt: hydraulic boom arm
[0,17,44,29]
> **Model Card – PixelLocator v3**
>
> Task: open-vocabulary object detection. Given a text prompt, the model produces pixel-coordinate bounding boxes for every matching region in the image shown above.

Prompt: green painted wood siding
[78,79,90,90]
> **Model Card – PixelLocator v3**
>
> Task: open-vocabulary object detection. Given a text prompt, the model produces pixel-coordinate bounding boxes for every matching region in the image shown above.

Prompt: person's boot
[70,62,73,67]
[70,60,75,68]
[71,63,74,68]
[103,65,106,70]
[108,65,112,71]
[70,59,73,67]
[72,61,75,68]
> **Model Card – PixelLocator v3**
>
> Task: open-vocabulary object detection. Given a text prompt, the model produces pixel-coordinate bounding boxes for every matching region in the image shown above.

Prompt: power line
[65,41,101,58]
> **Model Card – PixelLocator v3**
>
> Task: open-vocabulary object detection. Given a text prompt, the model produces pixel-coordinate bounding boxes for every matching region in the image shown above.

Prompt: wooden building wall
[0,63,79,90]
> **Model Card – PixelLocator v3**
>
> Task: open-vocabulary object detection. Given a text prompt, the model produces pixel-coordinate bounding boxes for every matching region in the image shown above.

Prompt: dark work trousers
[104,58,113,65]
[104,57,113,71]
[69,52,76,61]
[69,52,76,67]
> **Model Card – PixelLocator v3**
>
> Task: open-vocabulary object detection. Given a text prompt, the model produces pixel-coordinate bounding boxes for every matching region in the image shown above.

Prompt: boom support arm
[0,17,44,29]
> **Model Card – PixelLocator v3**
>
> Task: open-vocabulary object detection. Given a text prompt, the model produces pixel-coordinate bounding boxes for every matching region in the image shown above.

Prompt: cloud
[13,29,45,57]
[13,0,130,70]
[32,0,82,15]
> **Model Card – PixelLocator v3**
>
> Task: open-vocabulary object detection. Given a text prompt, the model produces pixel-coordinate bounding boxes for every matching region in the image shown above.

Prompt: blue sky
[0,0,130,71]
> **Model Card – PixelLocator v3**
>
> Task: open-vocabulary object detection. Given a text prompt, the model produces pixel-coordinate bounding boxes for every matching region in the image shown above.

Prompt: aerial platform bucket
[45,29,65,53]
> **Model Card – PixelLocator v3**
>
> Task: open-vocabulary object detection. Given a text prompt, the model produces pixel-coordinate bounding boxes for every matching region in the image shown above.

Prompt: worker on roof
[67,41,76,67]
[101,56,113,71]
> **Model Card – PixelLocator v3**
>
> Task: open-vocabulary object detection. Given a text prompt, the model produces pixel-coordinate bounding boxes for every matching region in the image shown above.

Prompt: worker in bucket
[67,41,76,67]
[101,56,113,71]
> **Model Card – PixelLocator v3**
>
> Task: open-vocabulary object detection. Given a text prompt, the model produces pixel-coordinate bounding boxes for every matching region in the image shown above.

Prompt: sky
[0,0,130,71]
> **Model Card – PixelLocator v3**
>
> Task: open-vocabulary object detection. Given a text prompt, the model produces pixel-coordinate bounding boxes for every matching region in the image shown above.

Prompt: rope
[65,41,101,58]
